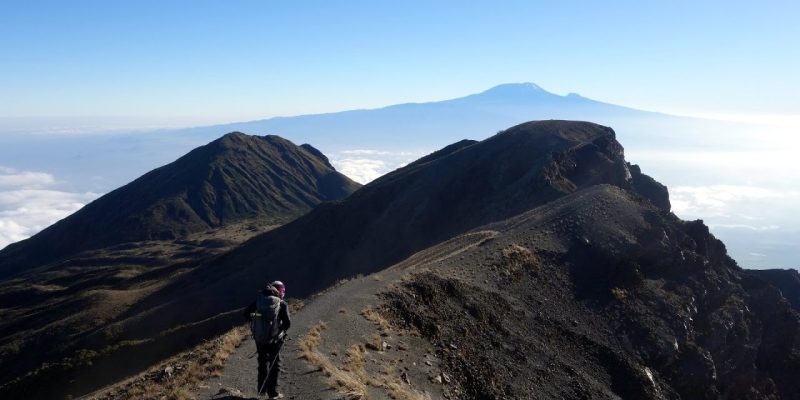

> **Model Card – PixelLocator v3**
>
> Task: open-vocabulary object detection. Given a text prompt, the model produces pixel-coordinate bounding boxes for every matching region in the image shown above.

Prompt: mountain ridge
[170,83,685,154]
[116,121,670,342]
[3,120,797,400]
[0,132,360,278]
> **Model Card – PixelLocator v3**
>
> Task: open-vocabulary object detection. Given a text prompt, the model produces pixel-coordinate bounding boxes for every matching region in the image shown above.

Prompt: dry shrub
[361,306,392,333]
[365,334,383,351]
[298,322,368,399]
[611,287,628,301]
[288,298,305,313]
[163,387,191,400]
[298,321,327,357]
[499,244,539,276]
[502,244,536,264]
[343,345,368,380]
[387,382,431,400]
[91,326,247,400]
[381,362,396,377]
[210,328,244,371]
[297,321,428,400]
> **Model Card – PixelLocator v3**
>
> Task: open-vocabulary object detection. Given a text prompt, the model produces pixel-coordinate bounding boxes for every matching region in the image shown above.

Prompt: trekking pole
[257,337,287,396]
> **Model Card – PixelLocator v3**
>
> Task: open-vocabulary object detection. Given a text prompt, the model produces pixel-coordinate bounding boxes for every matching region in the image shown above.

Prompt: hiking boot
[268,393,284,399]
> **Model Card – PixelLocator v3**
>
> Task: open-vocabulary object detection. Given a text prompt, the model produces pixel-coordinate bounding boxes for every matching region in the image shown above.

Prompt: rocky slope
[383,185,800,399]
[180,185,798,400]
[112,121,670,344]
[0,132,360,279]
[193,186,800,400]
[186,121,797,400]
[5,120,798,399]
[0,133,359,399]
[5,120,666,399]
[748,268,800,312]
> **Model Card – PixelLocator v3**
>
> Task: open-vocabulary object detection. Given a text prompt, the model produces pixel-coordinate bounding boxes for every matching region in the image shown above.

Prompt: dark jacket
[244,287,291,333]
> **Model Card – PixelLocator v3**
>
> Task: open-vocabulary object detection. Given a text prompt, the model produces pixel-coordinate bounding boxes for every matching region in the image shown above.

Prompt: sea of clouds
[0,166,99,249]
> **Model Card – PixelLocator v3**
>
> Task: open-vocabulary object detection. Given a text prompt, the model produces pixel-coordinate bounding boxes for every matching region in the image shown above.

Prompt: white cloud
[0,167,100,249]
[669,184,800,267]
[333,158,389,183]
[0,169,56,189]
[670,185,799,219]
[331,149,425,184]
[341,149,419,156]
[711,224,780,231]
[671,112,800,129]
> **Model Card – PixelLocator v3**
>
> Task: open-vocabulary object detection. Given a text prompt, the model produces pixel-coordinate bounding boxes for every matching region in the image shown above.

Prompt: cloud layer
[671,185,800,223]
[670,184,800,268]
[0,167,99,249]
[330,149,424,184]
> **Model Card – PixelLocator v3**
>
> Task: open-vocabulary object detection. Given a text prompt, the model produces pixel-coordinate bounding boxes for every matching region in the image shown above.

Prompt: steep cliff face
[748,269,800,312]
[628,162,671,211]
[383,185,800,399]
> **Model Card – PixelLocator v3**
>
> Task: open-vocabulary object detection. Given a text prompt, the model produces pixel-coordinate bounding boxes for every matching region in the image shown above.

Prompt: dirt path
[195,272,397,400]
[193,231,496,400]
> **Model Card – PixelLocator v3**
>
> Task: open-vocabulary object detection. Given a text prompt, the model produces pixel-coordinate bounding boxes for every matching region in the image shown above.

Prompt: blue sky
[2,1,798,126]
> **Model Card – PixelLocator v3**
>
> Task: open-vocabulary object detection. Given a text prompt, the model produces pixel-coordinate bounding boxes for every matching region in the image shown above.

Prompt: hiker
[244,280,291,399]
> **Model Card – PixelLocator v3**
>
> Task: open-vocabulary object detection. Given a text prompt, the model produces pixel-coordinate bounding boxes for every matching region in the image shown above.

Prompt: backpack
[251,292,282,344]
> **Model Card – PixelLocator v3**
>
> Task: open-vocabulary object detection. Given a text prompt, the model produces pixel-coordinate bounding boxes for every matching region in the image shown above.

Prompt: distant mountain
[5,83,778,270]
[178,83,678,151]
[0,133,360,278]
[0,83,741,201]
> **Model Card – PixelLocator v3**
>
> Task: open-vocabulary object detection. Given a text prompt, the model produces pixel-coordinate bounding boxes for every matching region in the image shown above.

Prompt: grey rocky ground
[191,234,490,400]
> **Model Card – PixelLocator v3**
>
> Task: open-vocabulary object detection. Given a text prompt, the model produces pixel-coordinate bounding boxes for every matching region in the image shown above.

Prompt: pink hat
[271,280,285,299]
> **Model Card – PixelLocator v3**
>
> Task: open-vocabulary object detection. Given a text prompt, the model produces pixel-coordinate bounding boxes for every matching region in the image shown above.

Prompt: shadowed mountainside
[0,134,359,398]
[4,120,669,398]
[749,269,800,312]
[0,132,360,279]
[180,183,800,400]
[128,120,797,400]
[382,184,800,399]
[4,121,798,400]
[125,121,671,334]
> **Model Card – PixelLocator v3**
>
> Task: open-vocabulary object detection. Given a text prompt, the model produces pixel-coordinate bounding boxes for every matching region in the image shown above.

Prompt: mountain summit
[0,132,360,278]
[478,82,549,95]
